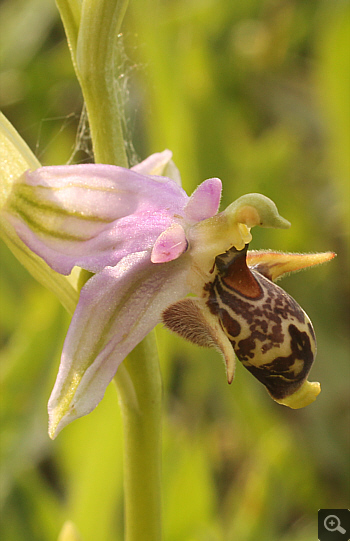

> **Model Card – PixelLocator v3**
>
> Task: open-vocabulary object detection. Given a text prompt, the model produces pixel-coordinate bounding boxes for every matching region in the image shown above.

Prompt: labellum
[163,246,335,408]
[206,245,316,400]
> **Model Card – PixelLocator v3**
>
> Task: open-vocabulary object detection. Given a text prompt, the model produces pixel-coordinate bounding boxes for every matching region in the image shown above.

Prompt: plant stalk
[114,334,163,541]
[56,1,164,539]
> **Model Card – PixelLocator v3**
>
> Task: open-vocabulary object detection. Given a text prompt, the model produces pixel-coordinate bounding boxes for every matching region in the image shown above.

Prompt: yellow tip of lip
[273,380,321,409]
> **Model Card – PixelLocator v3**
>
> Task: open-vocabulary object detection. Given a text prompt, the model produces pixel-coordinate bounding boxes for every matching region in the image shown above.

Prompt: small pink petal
[151,223,187,263]
[184,178,222,222]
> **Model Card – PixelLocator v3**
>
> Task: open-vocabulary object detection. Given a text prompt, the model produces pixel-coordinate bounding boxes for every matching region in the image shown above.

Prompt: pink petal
[48,251,190,437]
[131,150,182,185]
[184,178,222,222]
[6,165,188,274]
[151,223,187,263]
[11,209,174,274]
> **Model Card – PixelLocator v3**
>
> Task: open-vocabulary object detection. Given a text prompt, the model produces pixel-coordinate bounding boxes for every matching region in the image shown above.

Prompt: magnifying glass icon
[324,515,346,534]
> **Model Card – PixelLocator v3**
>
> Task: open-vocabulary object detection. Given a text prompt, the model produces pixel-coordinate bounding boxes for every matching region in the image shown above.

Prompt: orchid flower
[3,150,334,438]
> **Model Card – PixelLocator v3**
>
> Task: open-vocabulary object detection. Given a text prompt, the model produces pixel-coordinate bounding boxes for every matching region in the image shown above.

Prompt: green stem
[56,0,129,167]
[57,2,163,539]
[76,0,129,166]
[55,0,81,66]
[114,334,163,541]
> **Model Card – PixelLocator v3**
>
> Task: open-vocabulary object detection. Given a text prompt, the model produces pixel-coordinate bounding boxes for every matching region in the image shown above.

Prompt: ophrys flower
[2,150,334,437]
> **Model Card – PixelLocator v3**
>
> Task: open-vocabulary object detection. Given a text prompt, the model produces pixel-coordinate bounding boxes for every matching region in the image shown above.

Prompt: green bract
[0,113,79,314]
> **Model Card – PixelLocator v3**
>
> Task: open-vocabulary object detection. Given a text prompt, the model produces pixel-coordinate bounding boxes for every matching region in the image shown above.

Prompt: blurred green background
[0,0,349,540]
